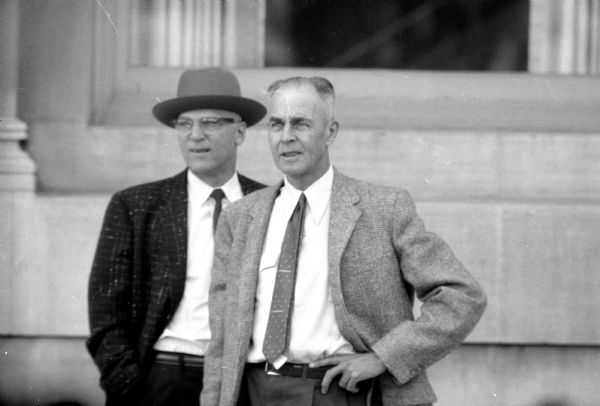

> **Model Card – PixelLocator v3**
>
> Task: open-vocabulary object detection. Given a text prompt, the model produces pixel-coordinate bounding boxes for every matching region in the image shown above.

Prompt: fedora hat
[152,67,266,127]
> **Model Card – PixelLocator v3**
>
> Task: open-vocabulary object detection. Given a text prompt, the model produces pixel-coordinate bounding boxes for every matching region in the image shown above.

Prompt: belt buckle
[264,362,281,376]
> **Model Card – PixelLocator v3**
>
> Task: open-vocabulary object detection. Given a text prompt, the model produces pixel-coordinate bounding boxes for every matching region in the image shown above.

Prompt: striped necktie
[262,193,307,364]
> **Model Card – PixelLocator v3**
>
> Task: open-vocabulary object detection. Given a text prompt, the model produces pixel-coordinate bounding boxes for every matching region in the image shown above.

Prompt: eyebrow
[268,115,311,124]
[290,116,311,125]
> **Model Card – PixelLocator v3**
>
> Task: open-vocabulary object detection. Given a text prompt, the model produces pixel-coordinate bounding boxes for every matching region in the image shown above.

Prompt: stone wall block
[7,195,109,335]
[416,203,501,341]
[499,205,600,343]
[429,344,600,406]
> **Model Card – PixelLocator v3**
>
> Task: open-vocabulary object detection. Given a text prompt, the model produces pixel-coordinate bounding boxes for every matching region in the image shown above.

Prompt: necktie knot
[209,188,225,202]
[210,188,226,232]
[297,193,307,210]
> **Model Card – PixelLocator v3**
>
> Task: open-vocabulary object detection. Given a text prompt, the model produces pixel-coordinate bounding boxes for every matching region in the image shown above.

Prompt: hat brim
[152,95,267,128]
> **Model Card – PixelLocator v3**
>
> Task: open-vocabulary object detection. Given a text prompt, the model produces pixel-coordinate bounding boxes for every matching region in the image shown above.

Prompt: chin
[189,164,215,177]
[279,162,304,175]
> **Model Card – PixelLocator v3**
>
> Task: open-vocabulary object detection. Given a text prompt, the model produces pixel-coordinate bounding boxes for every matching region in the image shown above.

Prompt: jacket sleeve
[371,190,487,384]
[87,193,144,398]
[201,210,234,406]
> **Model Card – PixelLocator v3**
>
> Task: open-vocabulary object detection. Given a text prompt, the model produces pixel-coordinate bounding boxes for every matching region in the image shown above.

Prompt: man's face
[175,109,245,184]
[267,84,338,190]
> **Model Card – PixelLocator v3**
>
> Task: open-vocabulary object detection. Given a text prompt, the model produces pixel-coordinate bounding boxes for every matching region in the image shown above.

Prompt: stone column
[529,0,600,74]
[128,0,265,68]
[0,0,36,190]
[0,0,36,332]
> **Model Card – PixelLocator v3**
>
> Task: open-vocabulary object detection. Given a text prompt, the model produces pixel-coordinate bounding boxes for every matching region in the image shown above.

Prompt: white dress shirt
[247,165,354,367]
[153,170,243,355]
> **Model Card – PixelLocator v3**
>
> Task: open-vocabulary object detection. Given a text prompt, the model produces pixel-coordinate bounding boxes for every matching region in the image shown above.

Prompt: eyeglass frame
[171,116,241,133]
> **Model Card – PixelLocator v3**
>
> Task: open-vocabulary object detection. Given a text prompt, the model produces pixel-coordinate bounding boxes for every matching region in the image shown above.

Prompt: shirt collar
[187,170,243,204]
[282,165,333,225]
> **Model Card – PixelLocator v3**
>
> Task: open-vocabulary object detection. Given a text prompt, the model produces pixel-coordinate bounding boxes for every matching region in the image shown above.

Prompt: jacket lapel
[236,183,282,351]
[328,169,368,350]
[329,170,361,271]
[238,173,265,195]
[158,171,189,310]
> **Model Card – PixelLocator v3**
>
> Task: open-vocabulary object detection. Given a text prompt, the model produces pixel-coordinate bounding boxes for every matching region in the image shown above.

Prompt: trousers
[244,364,372,406]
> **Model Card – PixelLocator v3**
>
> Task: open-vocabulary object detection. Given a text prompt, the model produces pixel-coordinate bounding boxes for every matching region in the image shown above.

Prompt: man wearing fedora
[87,67,266,405]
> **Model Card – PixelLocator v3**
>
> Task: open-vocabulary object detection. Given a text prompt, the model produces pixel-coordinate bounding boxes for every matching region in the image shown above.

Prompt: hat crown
[152,67,266,127]
[177,67,242,98]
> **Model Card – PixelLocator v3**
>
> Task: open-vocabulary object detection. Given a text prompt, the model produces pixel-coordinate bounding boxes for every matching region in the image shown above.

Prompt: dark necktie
[209,188,226,232]
[263,193,307,364]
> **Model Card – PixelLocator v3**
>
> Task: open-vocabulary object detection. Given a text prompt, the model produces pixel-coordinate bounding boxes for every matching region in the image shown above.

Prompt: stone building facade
[1,1,599,404]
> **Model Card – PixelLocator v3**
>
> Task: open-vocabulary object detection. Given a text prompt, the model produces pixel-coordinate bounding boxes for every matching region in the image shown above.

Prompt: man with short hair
[87,67,266,405]
[202,76,486,406]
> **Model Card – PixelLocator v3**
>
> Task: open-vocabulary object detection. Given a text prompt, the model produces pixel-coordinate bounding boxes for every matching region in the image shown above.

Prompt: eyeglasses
[171,117,238,133]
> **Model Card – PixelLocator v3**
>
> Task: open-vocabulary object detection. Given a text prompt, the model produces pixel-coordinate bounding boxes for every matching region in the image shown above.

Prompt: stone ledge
[28,124,600,198]
[99,69,600,133]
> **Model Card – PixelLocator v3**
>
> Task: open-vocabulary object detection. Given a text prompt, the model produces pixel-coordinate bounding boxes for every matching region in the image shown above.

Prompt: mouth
[189,147,210,154]
[280,151,302,158]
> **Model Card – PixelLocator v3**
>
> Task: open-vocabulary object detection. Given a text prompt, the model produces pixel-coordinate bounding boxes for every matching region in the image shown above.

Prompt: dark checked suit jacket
[87,169,265,400]
[201,169,486,406]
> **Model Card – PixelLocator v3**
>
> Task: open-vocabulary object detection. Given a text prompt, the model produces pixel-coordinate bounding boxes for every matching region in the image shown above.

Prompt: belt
[248,362,330,379]
[154,351,204,368]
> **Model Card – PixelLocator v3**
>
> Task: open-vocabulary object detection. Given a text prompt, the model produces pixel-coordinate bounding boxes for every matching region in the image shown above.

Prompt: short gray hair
[266,76,336,120]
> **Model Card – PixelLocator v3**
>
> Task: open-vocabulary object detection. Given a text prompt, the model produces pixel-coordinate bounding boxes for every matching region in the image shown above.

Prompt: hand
[309,352,387,394]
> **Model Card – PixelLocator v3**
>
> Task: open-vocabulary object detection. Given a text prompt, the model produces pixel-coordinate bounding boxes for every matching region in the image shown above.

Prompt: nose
[189,122,206,140]
[281,122,296,142]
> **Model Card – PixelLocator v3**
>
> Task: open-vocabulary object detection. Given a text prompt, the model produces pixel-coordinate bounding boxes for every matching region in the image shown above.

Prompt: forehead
[178,109,240,119]
[269,84,325,118]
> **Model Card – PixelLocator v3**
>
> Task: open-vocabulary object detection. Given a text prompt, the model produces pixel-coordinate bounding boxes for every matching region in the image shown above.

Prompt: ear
[325,120,339,146]
[235,121,247,146]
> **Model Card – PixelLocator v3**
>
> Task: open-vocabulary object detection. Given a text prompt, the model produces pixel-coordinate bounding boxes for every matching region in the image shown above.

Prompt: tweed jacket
[201,169,486,406]
[87,169,265,399]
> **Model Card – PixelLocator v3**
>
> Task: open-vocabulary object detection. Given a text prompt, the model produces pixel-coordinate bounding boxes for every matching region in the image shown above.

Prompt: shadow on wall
[47,403,85,406]
[534,398,575,406]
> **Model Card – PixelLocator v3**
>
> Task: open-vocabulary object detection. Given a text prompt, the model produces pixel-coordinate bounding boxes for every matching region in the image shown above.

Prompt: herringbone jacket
[201,169,486,406]
[87,170,265,399]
